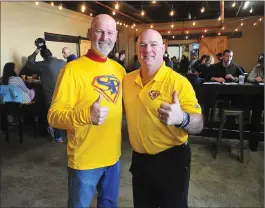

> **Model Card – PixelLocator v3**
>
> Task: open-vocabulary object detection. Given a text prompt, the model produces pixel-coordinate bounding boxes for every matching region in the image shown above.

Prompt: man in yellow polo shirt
[48,14,126,208]
[123,29,203,208]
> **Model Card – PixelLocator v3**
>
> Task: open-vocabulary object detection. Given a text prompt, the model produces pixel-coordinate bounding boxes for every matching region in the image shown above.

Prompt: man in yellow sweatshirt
[48,14,126,208]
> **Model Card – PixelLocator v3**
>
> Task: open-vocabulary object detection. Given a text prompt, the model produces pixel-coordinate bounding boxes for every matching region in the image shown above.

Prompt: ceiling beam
[220,0,224,25]
[155,26,222,33]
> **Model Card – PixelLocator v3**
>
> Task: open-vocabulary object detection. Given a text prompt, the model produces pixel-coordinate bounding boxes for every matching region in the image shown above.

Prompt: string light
[218,16,221,21]
[232,2,236,7]
[235,28,238,31]
[50,2,54,6]
[249,8,253,13]
[201,35,204,38]
[259,17,263,21]
[112,11,116,15]
[204,29,207,33]
[201,7,205,13]
[193,21,196,26]
[90,13,93,16]
[171,24,174,28]
[170,10,174,16]
[253,22,257,26]
[35,1,39,5]
[141,9,145,16]
[136,29,138,31]
[185,36,189,39]
[168,31,171,34]
[117,21,119,25]
[150,24,153,28]
[186,31,189,34]
[81,4,86,13]
[58,4,62,10]
[240,22,244,26]
[218,32,221,35]
[152,1,156,3]
[172,36,175,39]
[133,24,136,27]
[222,26,225,30]
[115,2,119,10]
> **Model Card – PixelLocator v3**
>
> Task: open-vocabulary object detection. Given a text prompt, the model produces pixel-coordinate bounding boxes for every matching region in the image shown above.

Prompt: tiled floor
[0,130,263,207]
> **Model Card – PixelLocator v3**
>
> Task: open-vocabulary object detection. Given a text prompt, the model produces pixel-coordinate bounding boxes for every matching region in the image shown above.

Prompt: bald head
[62,47,71,59]
[137,29,165,71]
[89,14,117,58]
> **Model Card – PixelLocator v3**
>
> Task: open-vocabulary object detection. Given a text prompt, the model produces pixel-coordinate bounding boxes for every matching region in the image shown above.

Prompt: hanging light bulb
[232,2,236,7]
[241,22,244,26]
[150,24,153,28]
[58,4,62,10]
[218,16,221,21]
[113,11,116,15]
[201,35,204,38]
[133,24,136,27]
[152,1,156,3]
[185,36,189,39]
[172,36,175,39]
[249,8,253,13]
[141,9,145,16]
[136,29,138,31]
[117,21,119,25]
[170,10,174,16]
[222,26,225,30]
[243,1,250,9]
[204,29,207,33]
[201,7,205,13]
[81,4,86,13]
[186,31,189,34]
[115,2,119,10]
[235,28,238,31]
[253,22,257,26]
[218,32,221,35]
[171,24,174,28]
[90,13,93,16]
[50,2,54,6]
[168,31,171,34]
[35,1,39,5]
[259,17,263,21]
[193,21,196,26]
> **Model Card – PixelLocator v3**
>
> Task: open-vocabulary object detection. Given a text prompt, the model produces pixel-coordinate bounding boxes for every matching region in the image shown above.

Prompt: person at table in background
[25,47,65,143]
[209,49,243,83]
[2,62,35,103]
[48,14,126,208]
[247,53,264,83]
[123,29,203,208]
[216,53,223,62]
[62,47,77,63]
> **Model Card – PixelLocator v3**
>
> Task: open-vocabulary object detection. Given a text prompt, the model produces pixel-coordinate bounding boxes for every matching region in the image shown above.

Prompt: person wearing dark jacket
[25,47,66,142]
[210,49,243,83]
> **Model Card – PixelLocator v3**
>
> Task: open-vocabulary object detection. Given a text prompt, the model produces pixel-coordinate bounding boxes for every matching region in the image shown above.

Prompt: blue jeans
[68,160,120,208]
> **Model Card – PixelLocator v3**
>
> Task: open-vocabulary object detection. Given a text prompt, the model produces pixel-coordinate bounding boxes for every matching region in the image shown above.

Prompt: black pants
[130,143,191,208]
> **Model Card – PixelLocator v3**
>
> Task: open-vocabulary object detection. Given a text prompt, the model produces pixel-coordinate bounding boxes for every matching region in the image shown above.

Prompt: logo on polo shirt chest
[149,90,160,100]
[92,75,120,103]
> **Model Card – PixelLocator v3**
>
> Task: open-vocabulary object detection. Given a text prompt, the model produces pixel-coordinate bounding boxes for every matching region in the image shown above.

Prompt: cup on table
[21,75,26,81]
[27,76,33,83]
[239,75,245,85]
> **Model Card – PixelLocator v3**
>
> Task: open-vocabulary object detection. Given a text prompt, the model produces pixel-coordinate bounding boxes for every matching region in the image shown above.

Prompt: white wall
[0,2,93,75]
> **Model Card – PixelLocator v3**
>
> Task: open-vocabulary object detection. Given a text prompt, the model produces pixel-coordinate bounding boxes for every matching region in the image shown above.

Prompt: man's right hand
[90,94,109,125]
[212,77,225,83]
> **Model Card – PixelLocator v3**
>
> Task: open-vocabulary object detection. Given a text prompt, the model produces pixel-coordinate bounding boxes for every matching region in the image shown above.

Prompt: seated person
[209,49,243,83]
[247,53,264,83]
[2,62,35,104]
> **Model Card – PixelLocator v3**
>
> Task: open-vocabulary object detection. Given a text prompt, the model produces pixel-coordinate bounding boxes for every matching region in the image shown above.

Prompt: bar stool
[213,109,244,163]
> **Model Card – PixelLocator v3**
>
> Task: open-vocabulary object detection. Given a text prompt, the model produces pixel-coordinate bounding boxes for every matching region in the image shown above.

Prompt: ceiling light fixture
[243,1,250,9]
[81,4,86,13]
[152,1,156,4]
[115,2,119,10]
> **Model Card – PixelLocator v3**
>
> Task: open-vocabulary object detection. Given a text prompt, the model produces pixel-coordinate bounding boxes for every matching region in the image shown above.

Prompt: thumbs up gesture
[90,94,109,125]
[157,91,183,125]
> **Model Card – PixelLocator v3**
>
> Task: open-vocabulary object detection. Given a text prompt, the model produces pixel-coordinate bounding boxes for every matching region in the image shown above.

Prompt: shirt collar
[134,62,170,87]
[86,49,107,63]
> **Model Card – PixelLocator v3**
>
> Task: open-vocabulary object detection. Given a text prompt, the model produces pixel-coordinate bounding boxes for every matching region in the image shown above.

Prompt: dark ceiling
[48,1,264,25]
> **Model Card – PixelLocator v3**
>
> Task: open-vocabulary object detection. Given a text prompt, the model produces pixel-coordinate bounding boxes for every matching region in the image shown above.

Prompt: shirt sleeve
[47,65,92,129]
[15,77,30,93]
[247,67,258,83]
[177,78,202,114]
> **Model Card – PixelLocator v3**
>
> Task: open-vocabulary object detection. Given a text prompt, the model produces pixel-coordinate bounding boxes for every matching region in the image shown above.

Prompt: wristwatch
[175,111,190,128]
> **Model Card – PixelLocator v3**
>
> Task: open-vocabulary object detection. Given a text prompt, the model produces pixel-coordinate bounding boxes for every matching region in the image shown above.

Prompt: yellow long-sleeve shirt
[48,55,126,170]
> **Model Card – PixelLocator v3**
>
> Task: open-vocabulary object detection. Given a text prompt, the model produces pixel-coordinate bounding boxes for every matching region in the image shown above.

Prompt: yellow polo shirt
[123,63,201,154]
[48,56,126,170]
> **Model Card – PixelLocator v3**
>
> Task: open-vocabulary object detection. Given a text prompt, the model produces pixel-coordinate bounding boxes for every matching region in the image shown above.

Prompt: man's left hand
[157,91,183,125]
[225,74,234,80]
